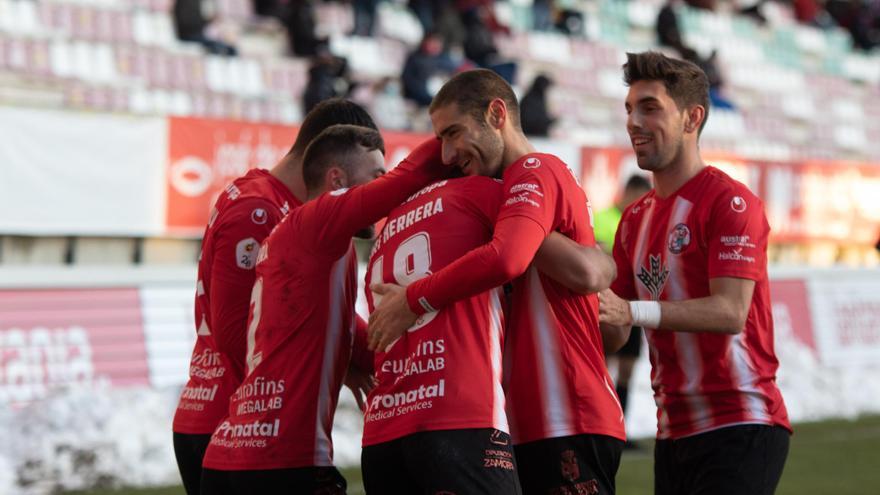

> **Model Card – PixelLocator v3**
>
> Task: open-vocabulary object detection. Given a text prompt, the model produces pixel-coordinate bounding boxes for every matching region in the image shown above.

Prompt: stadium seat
[0,236,69,264]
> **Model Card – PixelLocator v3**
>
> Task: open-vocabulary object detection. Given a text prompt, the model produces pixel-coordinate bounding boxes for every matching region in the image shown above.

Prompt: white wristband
[629,301,661,328]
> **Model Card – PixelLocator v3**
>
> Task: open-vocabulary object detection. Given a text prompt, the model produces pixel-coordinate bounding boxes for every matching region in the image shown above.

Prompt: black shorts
[654,424,790,495]
[200,465,346,495]
[514,433,623,495]
[615,326,642,358]
[173,432,212,495]
[362,428,522,495]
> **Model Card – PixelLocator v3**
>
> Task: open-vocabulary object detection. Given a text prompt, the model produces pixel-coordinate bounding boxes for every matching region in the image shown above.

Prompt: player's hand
[598,289,633,327]
[367,283,417,351]
[343,362,377,412]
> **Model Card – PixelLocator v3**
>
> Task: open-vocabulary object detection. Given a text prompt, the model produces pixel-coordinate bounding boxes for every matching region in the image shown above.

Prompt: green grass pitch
[64,415,880,495]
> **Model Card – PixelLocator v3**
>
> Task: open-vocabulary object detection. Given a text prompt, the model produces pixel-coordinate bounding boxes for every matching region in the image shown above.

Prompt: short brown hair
[288,98,377,157]
[623,51,710,134]
[302,124,385,191]
[429,69,520,128]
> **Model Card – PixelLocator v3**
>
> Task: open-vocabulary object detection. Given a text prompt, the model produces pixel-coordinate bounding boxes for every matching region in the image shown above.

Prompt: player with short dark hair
[199,126,449,494]
[171,99,378,495]
[601,51,791,495]
[368,69,625,495]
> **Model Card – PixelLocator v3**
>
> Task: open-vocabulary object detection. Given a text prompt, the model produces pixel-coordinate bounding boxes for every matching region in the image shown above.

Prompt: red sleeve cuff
[405,283,431,316]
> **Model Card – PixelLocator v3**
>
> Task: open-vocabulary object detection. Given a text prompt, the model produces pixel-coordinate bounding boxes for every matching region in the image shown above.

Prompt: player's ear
[684,105,705,134]
[487,98,507,130]
[326,166,346,190]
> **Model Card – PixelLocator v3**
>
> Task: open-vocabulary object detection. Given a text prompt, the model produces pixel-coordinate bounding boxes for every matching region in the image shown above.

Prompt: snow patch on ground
[2,327,879,493]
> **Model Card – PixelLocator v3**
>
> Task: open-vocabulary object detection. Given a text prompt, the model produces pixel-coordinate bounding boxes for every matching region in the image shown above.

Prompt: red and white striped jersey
[173,169,298,435]
[500,155,627,445]
[363,177,508,446]
[201,139,446,470]
[611,166,791,440]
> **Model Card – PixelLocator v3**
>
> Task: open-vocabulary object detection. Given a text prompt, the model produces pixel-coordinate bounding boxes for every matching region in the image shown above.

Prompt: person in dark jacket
[173,0,237,56]
[520,74,556,137]
[401,32,461,107]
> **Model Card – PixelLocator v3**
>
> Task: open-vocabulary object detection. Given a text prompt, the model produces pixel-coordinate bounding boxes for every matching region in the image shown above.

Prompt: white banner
[807,271,880,366]
[0,106,168,236]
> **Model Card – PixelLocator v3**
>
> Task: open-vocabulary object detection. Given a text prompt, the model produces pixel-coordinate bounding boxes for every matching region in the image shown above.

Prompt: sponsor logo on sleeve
[718,248,755,263]
[251,208,268,225]
[504,194,541,208]
[236,238,260,269]
[225,183,241,201]
[730,196,747,213]
[522,157,541,169]
[667,223,691,254]
[720,235,755,248]
[508,182,544,196]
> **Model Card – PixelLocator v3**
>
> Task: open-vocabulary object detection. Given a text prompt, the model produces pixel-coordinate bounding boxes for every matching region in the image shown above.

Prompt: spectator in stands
[683,0,716,11]
[401,32,462,108]
[285,0,326,57]
[459,2,517,84]
[408,0,451,35]
[352,0,382,37]
[657,1,734,109]
[533,0,554,31]
[253,0,282,18]
[173,0,237,56]
[824,0,880,50]
[303,49,355,113]
[792,0,835,28]
[520,74,556,137]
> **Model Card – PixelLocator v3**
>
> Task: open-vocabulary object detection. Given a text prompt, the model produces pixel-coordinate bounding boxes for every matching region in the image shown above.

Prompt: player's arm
[368,163,558,351]
[344,316,376,412]
[600,320,631,354]
[208,199,280,380]
[600,189,766,335]
[307,139,447,248]
[534,233,616,294]
[599,277,754,334]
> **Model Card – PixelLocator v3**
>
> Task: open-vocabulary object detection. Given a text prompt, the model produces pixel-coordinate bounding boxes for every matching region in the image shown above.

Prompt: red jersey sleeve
[297,138,447,256]
[610,213,637,300]
[404,155,559,315]
[706,189,768,281]
[351,316,374,373]
[209,198,283,380]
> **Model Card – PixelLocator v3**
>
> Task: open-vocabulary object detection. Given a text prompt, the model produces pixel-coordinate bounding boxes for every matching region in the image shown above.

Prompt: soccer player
[594,174,653,449]
[199,125,448,494]
[600,51,791,495]
[361,176,597,494]
[368,69,626,495]
[172,98,378,495]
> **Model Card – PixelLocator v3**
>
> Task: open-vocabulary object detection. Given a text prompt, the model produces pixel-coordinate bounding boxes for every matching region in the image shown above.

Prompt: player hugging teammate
[176,52,789,495]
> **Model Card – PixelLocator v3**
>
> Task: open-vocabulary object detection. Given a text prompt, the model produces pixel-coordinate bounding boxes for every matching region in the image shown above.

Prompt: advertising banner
[0,288,151,403]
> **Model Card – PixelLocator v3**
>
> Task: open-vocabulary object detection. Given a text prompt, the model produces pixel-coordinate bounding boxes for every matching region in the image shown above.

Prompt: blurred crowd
[170,0,880,135]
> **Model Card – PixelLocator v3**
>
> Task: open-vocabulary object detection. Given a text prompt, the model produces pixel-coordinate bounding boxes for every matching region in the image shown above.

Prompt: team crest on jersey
[667,223,691,254]
[637,254,669,300]
[730,196,747,213]
[523,157,541,169]
[560,450,580,481]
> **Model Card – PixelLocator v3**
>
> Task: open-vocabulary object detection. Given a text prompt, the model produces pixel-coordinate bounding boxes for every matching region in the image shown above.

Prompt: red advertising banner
[167,117,299,235]
[0,288,151,403]
[166,117,433,235]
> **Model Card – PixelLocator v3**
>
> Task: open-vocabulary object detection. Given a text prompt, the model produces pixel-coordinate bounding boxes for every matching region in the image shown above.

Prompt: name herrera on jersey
[372,197,444,254]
